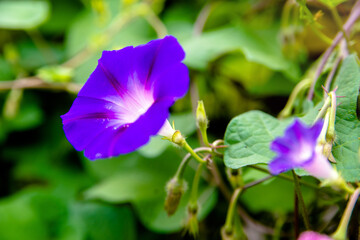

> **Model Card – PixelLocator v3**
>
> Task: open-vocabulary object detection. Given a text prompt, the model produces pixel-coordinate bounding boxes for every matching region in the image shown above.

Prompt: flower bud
[185,205,199,237]
[196,100,208,130]
[164,177,187,216]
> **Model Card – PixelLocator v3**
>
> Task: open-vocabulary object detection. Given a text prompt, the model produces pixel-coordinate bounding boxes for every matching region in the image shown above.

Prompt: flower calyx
[164,177,187,216]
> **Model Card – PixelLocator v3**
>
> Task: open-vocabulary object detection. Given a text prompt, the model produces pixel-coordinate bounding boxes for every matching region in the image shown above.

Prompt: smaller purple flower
[298,231,333,240]
[269,119,338,180]
[61,36,189,160]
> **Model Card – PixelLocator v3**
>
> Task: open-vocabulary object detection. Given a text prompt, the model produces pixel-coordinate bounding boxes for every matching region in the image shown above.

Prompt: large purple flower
[61,36,189,160]
[269,119,338,180]
[298,231,333,240]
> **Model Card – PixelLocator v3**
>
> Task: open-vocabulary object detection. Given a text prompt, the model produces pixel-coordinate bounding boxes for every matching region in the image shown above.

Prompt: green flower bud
[196,100,208,130]
[185,205,199,237]
[164,177,187,216]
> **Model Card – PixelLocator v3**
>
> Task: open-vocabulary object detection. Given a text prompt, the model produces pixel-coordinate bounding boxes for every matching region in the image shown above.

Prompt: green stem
[331,188,360,240]
[278,78,311,119]
[143,5,168,38]
[314,96,331,123]
[224,187,243,234]
[201,127,210,147]
[189,162,206,209]
[183,141,207,164]
[292,170,311,230]
[174,147,211,180]
[309,24,333,46]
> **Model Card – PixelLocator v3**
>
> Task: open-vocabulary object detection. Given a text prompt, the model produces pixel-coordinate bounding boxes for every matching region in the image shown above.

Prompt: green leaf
[331,55,360,181]
[0,1,50,30]
[183,26,300,79]
[84,149,217,233]
[224,110,292,169]
[224,55,360,181]
[0,192,47,240]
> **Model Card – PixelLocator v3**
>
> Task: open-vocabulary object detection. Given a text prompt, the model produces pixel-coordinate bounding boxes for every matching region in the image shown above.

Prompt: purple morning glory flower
[269,119,338,180]
[61,36,189,160]
[298,231,333,240]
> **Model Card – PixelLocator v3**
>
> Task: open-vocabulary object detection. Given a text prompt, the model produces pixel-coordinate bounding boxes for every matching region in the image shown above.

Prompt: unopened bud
[196,100,208,130]
[164,178,187,216]
[185,205,199,237]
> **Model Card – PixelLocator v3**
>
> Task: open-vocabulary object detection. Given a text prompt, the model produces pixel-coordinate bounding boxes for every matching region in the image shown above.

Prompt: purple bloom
[298,231,333,240]
[61,36,189,160]
[269,119,338,180]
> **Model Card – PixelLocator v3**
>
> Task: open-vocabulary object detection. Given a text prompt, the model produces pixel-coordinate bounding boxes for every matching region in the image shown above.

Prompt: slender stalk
[174,147,211,180]
[224,187,243,234]
[329,6,351,50]
[249,165,320,190]
[278,78,311,119]
[0,77,82,94]
[208,159,232,201]
[314,96,331,123]
[193,3,213,36]
[243,175,273,190]
[143,6,168,38]
[292,170,311,230]
[307,0,360,100]
[183,141,207,164]
[309,24,333,46]
[331,188,360,240]
[189,162,206,208]
[294,193,300,238]
[324,56,342,97]
[62,7,136,68]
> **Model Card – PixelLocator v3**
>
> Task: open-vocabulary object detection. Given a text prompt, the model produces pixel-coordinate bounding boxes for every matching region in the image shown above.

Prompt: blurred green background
[0,0,356,239]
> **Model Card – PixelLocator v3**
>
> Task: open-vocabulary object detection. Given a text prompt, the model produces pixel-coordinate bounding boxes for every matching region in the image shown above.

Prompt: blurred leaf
[15,40,64,70]
[84,149,218,233]
[162,3,195,41]
[317,0,346,8]
[183,26,300,80]
[217,54,296,96]
[0,56,14,80]
[0,1,50,30]
[66,7,153,83]
[40,0,83,34]
[0,189,62,240]
[3,93,43,132]
[60,203,136,240]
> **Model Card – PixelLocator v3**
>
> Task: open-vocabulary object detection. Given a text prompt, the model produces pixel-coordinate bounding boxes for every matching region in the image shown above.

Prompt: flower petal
[78,47,134,103]
[269,156,296,175]
[61,96,125,151]
[132,36,185,89]
[83,99,174,159]
[154,63,189,100]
